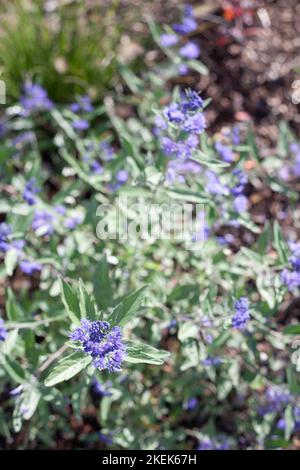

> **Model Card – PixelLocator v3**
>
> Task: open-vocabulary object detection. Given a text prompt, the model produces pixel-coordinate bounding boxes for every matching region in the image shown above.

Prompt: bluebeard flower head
[215,142,235,163]
[197,436,229,450]
[70,95,93,113]
[0,122,7,138]
[19,260,42,275]
[159,33,178,48]
[173,6,197,35]
[232,126,240,145]
[264,386,291,414]
[54,204,67,216]
[10,385,24,396]
[205,171,227,195]
[184,397,198,411]
[203,356,223,366]
[32,210,55,236]
[100,141,115,161]
[183,90,204,111]
[164,104,185,123]
[182,112,206,134]
[233,194,248,213]
[231,168,248,196]
[73,119,89,131]
[232,297,250,330]
[12,131,35,148]
[20,83,53,114]
[91,378,112,397]
[179,42,200,59]
[116,170,129,184]
[154,115,168,131]
[0,222,12,253]
[0,318,7,341]
[64,213,83,230]
[70,319,127,373]
[99,432,113,446]
[23,178,40,206]
[178,64,189,75]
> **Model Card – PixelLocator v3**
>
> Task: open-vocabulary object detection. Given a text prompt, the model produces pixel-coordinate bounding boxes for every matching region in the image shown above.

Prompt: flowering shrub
[0,3,300,451]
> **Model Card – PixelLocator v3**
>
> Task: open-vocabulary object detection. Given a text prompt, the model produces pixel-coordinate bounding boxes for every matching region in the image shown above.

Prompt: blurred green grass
[0,0,122,103]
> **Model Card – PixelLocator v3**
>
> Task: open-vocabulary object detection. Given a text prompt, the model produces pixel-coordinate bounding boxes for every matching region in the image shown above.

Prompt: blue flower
[12,131,35,148]
[116,170,129,184]
[10,385,24,396]
[64,213,83,230]
[0,223,12,253]
[183,90,204,111]
[70,319,127,373]
[215,142,235,163]
[0,318,7,342]
[231,169,248,196]
[231,297,250,330]
[203,356,223,366]
[263,386,291,414]
[179,42,200,60]
[19,260,42,275]
[20,83,53,114]
[91,378,112,397]
[182,112,206,134]
[233,195,248,213]
[164,104,185,123]
[184,397,198,411]
[281,243,300,290]
[23,178,40,206]
[159,33,178,48]
[172,5,197,35]
[73,119,89,131]
[197,436,229,450]
[32,210,55,236]
[70,95,93,113]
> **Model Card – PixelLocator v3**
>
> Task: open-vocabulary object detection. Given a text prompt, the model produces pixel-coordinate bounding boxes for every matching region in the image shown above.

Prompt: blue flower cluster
[0,318,7,342]
[197,436,230,450]
[70,319,127,373]
[23,178,40,206]
[0,223,25,254]
[259,386,291,416]
[159,5,200,73]
[156,90,206,182]
[20,83,53,115]
[231,297,250,330]
[281,242,300,290]
[70,95,94,131]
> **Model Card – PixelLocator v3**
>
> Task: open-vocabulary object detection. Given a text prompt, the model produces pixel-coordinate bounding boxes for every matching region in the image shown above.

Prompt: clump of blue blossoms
[281,242,300,290]
[0,318,7,342]
[197,436,229,450]
[259,386,291,416]
[231,297,250,330]
[155,89,206,182]
[70,319,127,373]
[23,178,40,206]
[20,83,53,115]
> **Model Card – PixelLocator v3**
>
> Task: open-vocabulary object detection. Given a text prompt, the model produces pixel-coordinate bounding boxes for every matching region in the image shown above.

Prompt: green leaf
[273,221,289,264]
[93,256,113,310]
[59,278,81,325]
[5,248,18,276]
[185,59,209,75]
[78,279,98,320]
[283,324,300,335]
[109,286,148,327]
[44,352,92,387]
[6,288,24,321]
[125,341,170,365]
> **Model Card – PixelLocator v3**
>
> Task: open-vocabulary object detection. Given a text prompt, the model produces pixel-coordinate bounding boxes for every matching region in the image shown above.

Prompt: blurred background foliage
[0,0,123,103]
